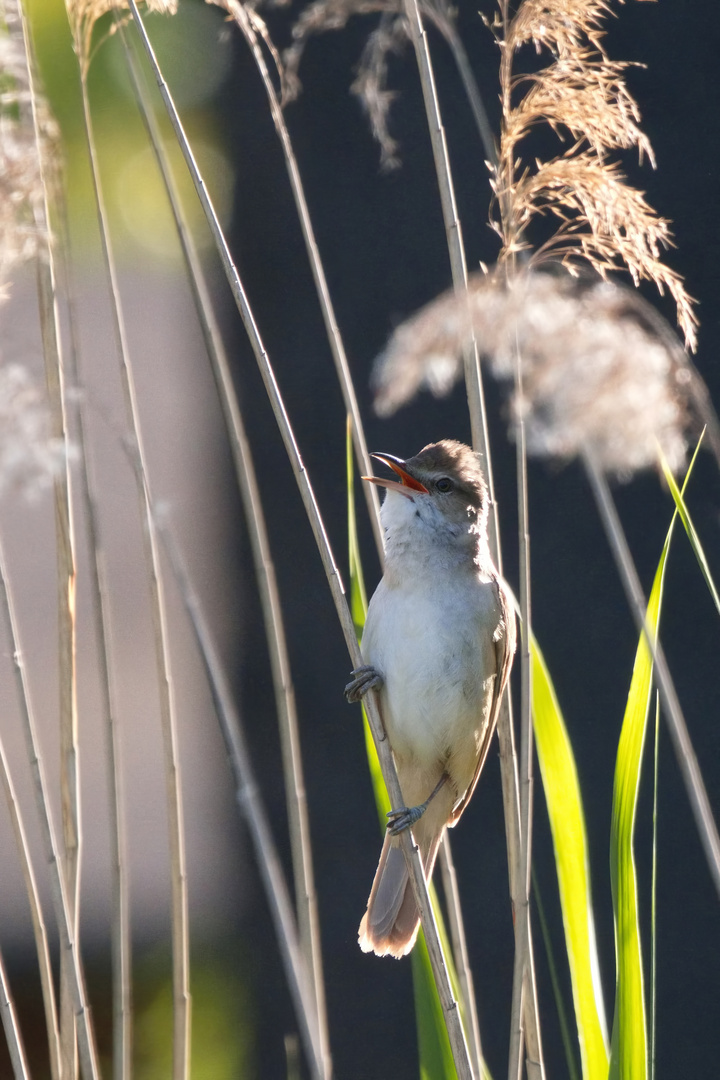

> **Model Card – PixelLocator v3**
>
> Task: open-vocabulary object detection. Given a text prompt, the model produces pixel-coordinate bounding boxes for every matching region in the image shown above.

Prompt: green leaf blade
[532,638,609,1080]
[608,559,662,1080]
[608,444,700,1080]
[658,438,720,618]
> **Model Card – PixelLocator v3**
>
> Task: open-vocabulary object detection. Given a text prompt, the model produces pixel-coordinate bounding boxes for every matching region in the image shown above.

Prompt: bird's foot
[386,773,449,836]
[344,665,383,702]
[386,804,426,836]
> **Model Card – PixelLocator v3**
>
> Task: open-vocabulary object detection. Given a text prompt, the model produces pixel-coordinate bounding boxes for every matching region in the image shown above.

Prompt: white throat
[380,489,485,581]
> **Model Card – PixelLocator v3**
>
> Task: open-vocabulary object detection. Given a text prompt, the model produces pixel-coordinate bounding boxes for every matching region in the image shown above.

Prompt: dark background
[214,3,720,1077]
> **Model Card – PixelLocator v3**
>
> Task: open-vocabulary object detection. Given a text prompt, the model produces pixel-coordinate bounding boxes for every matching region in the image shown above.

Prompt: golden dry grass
[492,0,697,350]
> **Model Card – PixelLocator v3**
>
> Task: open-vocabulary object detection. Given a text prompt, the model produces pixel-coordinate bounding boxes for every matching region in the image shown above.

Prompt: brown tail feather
[358,830,442,958]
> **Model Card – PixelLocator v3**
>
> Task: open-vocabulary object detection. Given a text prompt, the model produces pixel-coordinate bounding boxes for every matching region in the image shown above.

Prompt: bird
[345,439,515,958]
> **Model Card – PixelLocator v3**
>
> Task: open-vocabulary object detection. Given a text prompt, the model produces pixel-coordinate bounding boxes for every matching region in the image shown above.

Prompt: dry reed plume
[0,363,67,496]
[283,0,698,359]
[492,0,697,350]
[281,0,701,472]
[283,0,465,168]
[65,0,176,75]
[373,265,702,474]
[0,10,67,498]
[349,0,709,476]
[0,18,56,278]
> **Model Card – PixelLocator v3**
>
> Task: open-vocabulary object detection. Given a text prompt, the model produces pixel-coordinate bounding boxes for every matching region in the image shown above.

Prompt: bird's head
[364,440,489,556]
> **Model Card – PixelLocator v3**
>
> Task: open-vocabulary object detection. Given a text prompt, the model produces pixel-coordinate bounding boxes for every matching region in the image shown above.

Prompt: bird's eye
[436,477,454,493]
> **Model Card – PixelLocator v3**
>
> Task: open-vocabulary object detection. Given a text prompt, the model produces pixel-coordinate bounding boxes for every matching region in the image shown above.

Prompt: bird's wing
[448,574,516,826]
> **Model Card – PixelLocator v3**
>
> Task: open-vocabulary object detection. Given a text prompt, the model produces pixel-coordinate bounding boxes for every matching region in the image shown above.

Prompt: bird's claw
[386,804,426,836]
[344,665,383,702]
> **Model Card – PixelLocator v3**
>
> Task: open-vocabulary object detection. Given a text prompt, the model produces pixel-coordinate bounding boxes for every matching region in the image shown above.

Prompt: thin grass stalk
[159,494,472,1075]
[498,15,526,1078]
[57,207,133,1079]
[532,871,580,1080]
[400,0,491,483]
[126,9,474,1073]
[70,58,190,1080]
[153,517,326,1080]
[442,24,497,171]
[402,0,541,1064]
[401,13,544,1073]
[0,535,101,1079]
[487,13,524,1022]
[226,0,384,561]
[3,9,64,1079]
[650,696,659,1080]
[400,7,514,1070]
[582,450,720,898]
[117,20,331,1073]
[39,271,78,1080]
[495,691,522,915]
[496,0,545,1066]
[507,384,528,1080]
[35,164,80,1080]
[14,2,81,1072]
[438,836,483,1077]
[507,325,543,1080]
[0,945,30,1080]
[0,728,60,1080]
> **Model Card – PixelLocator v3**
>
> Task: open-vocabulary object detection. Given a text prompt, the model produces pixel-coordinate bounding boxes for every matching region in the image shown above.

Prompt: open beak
[362,452,429,498]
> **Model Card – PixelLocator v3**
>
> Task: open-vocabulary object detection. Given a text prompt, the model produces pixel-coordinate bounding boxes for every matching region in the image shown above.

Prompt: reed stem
[583,451,720,898]
[127,8,474,1072]
[65,41,191,1076]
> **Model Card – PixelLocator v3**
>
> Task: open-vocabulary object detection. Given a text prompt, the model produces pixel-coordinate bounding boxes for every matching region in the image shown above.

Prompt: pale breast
[362,572,502,771]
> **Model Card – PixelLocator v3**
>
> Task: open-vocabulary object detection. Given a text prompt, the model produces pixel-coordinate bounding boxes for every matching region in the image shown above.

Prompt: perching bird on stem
[346,439,515,958]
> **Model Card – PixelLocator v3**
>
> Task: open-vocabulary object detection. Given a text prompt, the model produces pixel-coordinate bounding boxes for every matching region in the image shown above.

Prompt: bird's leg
[386,773,449,836]
[345,665,384,702]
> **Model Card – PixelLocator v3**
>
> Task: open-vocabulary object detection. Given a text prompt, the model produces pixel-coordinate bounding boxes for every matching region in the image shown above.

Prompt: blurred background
[1,0,719,1076]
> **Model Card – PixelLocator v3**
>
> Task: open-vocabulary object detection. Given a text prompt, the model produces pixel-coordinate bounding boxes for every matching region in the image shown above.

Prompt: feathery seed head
[0,363,69,500]
[0,18,58,281]
[495,0,697,350]
[373,266,702,476]
[65,0,177,75]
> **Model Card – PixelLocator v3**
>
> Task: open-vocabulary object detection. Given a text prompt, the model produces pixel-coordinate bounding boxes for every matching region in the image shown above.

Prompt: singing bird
[345,439,515,958]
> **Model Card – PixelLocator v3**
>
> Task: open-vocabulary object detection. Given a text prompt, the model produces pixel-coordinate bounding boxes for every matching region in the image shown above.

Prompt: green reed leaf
[608,556,663,1080]
[532,637,609,1080]
[658,435,720,617]
[609,444,700,1080]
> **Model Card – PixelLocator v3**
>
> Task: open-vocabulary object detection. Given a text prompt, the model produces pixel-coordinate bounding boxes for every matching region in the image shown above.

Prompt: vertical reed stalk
[438,837,483,1076]
[224,0,384,560]
[400,0,491,479]
[496,1,545,1069]
[154,516,327,1080]
[400,1,542,1072]
[399,6,508,1071]
[508,339,543,1080]
[126,8,474,1071]
[0,535,101,1079]
[36,188,80,1080]
[119,20,331,1073]
[650,697,659,1080]
[13,0,81,1071]
[1,8,66,1075]
[0,726,60,1080]
[59,215,133,1079]
[583,451,720,897]
[64,32,191,1075]
[0,944,30,1080]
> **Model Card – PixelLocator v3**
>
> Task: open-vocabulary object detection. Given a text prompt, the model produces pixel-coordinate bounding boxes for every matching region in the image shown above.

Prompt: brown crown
[404,440,487,509]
